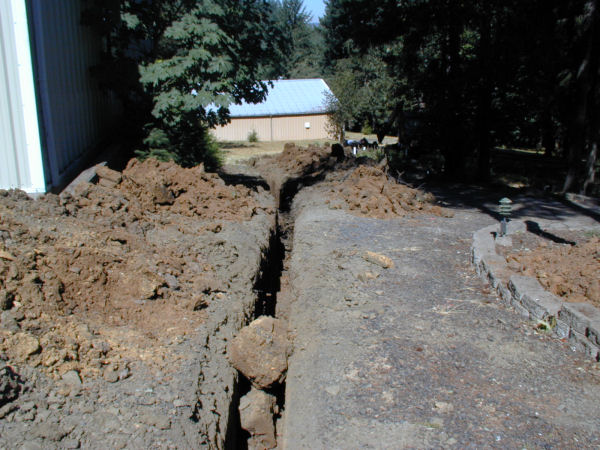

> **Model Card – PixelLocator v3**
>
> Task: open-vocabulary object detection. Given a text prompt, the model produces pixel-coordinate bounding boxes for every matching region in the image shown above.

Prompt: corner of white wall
[10,0,45,193]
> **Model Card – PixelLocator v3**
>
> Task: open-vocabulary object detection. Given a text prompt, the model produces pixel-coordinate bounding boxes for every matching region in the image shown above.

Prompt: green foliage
[137,0,277,126]
[137,128,174,162]
[360,122,373,136]
[321,0,600,187]
[326,48,411,143]
[136,121,223,170]
[248,129,259,143]
[83,0,283,169]
[262,0,325,79]
[361,147,385,162]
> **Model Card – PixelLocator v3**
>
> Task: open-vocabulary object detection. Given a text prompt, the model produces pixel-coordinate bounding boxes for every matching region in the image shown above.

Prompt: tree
[560,0,600,193]
[321,0,600,189]
[263,0,325,79]
[326,48,411,143]
[83,0,283,169]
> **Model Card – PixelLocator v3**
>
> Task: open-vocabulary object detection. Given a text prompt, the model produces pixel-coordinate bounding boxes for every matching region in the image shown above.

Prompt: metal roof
[227,79,333,118]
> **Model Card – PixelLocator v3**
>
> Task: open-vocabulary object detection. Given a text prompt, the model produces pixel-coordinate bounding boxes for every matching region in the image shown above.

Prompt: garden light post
[499,197,513,236]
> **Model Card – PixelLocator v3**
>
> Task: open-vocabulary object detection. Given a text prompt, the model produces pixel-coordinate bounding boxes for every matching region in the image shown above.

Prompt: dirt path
[282,188,600,448]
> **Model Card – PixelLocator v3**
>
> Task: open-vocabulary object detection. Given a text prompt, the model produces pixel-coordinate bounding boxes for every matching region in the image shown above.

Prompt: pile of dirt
[242,144,452,220]
[321,165,453,219]
[246,144,335,204]
[0,158,272,382]
[109,158,266,220]
[273,143,333,176]
[505,235,600,307]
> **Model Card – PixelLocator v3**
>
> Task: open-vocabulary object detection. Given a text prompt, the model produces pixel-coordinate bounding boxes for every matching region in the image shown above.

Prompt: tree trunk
[582,100,600,193]
[541,110,555,158]
[476,11,492,182]
[563,0,598,193]
[443,20,466,179]
[582,140,598,194]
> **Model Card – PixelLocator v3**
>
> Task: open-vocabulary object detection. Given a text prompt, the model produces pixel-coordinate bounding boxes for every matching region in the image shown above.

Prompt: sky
[303,0,326,22]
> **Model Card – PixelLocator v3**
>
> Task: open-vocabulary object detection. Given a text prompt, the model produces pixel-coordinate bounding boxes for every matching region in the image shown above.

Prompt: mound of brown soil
[322,165,453,219]
[506,235,600,307]
[274,143,333,177]
[0,158,272,381]
[247,143,335,205]
[118,158,267,220]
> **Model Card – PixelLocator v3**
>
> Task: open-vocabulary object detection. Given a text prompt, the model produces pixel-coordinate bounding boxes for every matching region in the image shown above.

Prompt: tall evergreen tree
[83,0,283,169]
[264,0,324,79]
[321,0,600,189]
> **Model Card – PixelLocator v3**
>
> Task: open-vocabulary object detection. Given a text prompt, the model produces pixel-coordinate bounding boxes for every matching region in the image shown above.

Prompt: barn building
[211,78,335,142]
[0,0,120,193]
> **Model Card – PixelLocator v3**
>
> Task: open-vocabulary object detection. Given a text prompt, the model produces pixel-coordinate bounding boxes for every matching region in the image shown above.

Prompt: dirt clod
[363,251,394,269]
[0,364,20,406]
[239,387,278,450]
[228,316,291,389]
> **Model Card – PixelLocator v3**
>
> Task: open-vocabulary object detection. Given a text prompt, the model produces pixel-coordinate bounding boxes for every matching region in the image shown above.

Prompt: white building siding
[29,0,119,190]
[0,0,119,193]
[0,0,45,192]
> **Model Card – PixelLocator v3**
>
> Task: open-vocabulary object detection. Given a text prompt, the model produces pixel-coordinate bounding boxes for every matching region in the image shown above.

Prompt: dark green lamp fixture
[499,197,513,236]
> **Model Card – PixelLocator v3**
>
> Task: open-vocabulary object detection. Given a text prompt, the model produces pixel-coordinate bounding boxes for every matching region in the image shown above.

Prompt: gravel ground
[282,187,600,449]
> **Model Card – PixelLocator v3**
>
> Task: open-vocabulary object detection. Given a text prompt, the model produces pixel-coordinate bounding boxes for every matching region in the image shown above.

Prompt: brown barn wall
[211,114,332,141]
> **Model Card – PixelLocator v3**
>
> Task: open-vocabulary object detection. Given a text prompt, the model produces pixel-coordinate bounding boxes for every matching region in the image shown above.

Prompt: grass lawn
[218,132,398,164]
[219,138,336,163]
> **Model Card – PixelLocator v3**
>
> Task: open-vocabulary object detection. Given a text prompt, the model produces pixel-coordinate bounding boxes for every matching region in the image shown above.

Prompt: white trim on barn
[11,0,45,193]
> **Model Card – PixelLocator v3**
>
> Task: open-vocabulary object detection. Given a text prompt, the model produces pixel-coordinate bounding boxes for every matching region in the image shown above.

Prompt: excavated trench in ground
[224,176,306,449]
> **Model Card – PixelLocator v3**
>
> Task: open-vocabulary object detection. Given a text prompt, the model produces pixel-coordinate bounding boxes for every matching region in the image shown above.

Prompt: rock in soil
[0,364,20,406]
[228,316,291,389]
[239,387,278,450]
[363,251,394,269]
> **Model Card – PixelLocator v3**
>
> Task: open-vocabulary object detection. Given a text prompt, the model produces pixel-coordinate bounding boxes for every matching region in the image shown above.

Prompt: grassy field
[218,132,398,164]
[219,138,336,163]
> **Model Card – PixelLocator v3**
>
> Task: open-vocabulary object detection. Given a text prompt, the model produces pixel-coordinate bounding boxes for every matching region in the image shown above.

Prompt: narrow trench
[253,216,286,318]
[226,178,299,449]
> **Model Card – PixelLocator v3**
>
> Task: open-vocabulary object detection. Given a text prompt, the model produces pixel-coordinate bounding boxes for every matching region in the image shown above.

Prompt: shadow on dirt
[525,220,577,245]
[218,171,270,192]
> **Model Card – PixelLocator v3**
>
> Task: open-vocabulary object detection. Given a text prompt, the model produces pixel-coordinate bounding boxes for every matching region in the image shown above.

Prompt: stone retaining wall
[472,221,600,362]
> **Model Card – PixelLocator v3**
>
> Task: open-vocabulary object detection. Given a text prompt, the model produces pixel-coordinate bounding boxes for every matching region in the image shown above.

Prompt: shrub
[136,122,223,170]
[248,129,259,143]
[361,121,373,135]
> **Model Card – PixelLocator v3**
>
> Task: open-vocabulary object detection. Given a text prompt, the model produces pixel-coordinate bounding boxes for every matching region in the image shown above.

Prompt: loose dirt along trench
[0,158,275,448]
[1,145,598,448]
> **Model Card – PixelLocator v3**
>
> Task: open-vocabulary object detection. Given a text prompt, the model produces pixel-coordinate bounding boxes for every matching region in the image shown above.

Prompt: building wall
[0,0,120,193]
[29,0,120,191]
[0,0,45,192]
[212,113,333,141]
